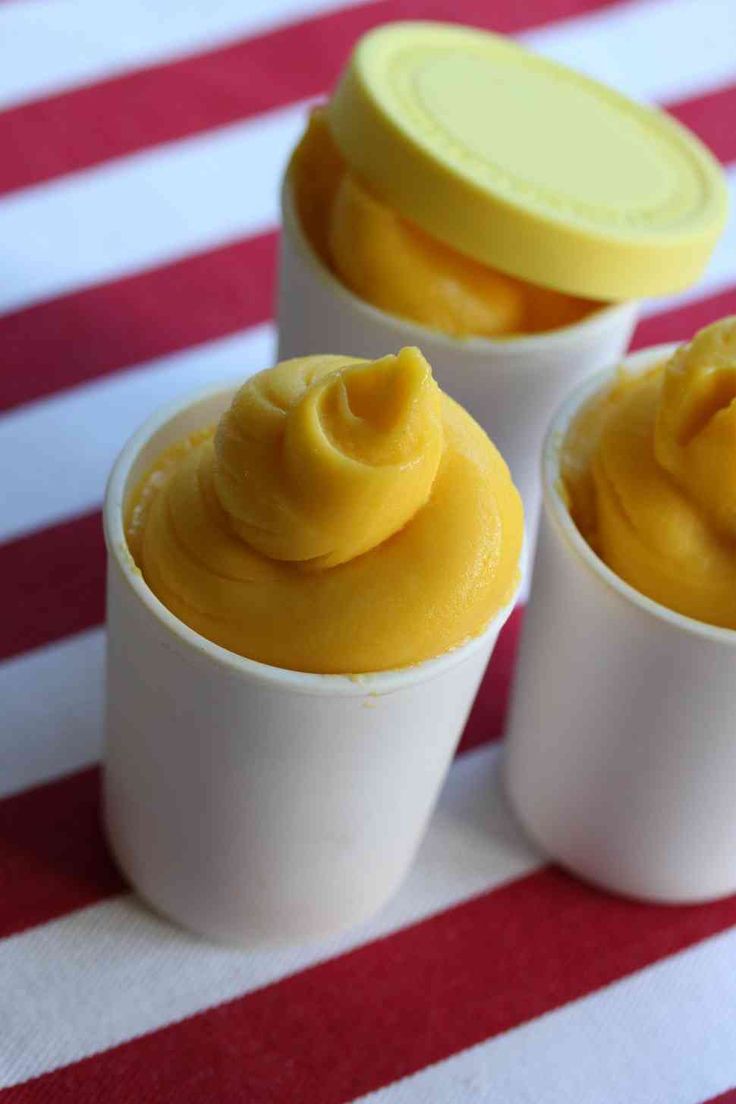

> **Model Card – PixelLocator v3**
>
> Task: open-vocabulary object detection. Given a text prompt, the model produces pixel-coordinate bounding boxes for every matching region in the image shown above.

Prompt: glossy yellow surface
[328,22,727,300]
[564,318,736,628]
[291,110,595,338]
[128,348,523,673]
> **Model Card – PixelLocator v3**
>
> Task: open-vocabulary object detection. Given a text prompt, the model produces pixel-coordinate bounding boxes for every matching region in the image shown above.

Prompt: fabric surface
[1,0,736,1099]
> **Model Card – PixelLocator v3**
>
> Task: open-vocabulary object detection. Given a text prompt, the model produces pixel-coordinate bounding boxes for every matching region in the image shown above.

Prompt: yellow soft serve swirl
[128,347,523,673]
[214,350,443,568]
[564,318,736,628]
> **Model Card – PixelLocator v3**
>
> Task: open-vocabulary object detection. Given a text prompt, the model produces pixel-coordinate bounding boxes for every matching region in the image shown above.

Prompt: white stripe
[0,629,104,800]
[0,743,541,1087]
[355,927,736,1104]
[0,104,310,315]
[0,324,274,544]
[0,0,365,111]
[0,0,734,318]
[524,0,736,105]
[1,162,735,548]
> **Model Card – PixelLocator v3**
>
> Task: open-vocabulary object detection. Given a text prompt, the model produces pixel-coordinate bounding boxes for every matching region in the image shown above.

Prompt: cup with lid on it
[505,318,736,904]
[277,21,727,557]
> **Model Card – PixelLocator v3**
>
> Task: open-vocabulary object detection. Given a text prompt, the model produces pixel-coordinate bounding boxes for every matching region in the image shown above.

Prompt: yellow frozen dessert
[127,347,523,673]
[291,110,597,339]
[563,318,736,628]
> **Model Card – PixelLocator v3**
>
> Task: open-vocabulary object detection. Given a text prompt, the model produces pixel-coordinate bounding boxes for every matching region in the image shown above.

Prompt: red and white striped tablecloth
[1,1,736,1100]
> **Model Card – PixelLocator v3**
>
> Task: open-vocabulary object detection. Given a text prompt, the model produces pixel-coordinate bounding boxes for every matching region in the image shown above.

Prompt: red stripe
[0,769,123,939]
[0,231,276,411]
[668,83,736,166]
[0,6,381,197]
[702,1094,736,1104]
[0,0,623,197]
[458,605,522,753]
[633,285,736,352]
[0,509,104,662]
[3,868,736,1102]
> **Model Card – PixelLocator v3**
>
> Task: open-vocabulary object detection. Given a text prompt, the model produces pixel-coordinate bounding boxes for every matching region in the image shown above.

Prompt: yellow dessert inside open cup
[126,347,523,673]
[563,317,736,629]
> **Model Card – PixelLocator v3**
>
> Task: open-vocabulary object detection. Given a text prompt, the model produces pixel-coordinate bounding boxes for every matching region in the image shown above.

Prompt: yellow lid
[327,22,728,300]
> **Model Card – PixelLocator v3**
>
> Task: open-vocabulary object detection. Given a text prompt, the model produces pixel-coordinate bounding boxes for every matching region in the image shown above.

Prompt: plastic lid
[327,22,728,300]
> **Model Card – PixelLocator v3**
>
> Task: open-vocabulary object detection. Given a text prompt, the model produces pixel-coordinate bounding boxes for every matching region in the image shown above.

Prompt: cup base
[105,813,404,946]
[505,712,736,906]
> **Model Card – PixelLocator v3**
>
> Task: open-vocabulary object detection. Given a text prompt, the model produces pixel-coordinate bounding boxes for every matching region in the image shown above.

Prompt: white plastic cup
[103,384,520,944]
[277,171,639,553]
[505,344,736,904]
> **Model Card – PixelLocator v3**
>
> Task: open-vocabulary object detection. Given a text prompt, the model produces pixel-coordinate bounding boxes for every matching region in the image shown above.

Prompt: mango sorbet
[127,348,523,673]
[563,318,736,628]
[290,110,599,339]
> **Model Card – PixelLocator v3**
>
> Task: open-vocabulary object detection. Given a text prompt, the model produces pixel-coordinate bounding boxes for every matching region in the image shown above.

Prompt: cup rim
[543,342,736,647]
[281,169,638,355]
[104,382,521,697]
